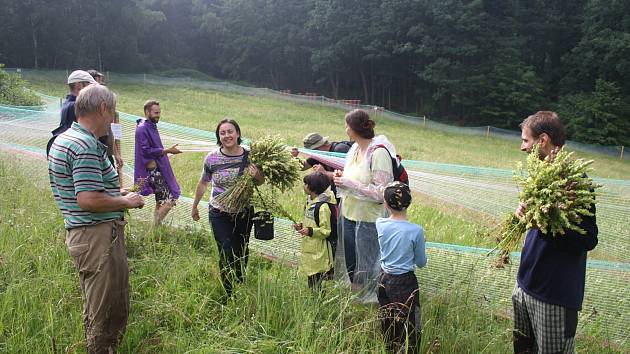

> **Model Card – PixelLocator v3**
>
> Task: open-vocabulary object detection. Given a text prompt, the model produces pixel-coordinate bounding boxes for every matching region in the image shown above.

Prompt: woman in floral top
[191,118,263,298]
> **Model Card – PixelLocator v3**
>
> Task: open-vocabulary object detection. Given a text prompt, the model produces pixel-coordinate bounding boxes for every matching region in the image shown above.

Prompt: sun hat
[67,70,98,84]
[303,133,329,150]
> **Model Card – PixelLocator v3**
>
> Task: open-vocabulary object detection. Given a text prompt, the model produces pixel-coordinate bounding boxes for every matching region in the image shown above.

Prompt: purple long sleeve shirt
[134,118,181,199]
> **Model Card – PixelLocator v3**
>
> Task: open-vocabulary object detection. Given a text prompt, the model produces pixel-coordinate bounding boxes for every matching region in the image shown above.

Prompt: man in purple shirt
[134,100,182,225]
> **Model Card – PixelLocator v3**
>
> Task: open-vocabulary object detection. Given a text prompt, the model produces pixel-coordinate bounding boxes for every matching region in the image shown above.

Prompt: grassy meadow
[1,71,627,352]
[22,70,630,179]
[1,153,623,353]
[20,70,630,251]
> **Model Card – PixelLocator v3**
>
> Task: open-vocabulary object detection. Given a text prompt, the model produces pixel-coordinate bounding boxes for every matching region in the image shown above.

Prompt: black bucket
[253,211,274,240]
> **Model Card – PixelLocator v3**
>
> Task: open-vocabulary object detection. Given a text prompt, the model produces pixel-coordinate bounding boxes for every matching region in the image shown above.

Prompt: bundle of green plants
[495,144,600,265]
[215,136,301,213]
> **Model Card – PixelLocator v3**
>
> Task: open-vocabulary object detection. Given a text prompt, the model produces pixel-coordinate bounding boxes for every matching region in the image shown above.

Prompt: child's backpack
[313,201,339,258]
[370,144,409,186]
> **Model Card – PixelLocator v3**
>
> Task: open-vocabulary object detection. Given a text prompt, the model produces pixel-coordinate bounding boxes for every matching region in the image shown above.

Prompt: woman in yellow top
[333,109,395,303]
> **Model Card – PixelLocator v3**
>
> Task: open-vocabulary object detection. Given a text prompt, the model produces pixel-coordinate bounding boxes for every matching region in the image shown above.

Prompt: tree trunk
[269,67,279,89]
[30,17,38,69]
[402,76,408,112]
[381,84,385,107]
[359,66,369,104]
[329,72,339,99]
[98,45,103,72]
[370,62,374,104]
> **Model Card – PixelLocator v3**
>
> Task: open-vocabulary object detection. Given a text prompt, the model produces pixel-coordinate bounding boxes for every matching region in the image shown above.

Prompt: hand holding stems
[333,169,355,189]
[124,192,144,209]
[292,223,310,236]
[515,202,526,218]
[248,164,264,185]
[164,144,182,155]
[290,147,299,158]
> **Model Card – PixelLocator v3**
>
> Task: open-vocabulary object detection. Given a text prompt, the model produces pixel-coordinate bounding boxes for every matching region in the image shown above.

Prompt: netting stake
[486,126,490,138]
[621,146,625,160]
[423,115,426,126]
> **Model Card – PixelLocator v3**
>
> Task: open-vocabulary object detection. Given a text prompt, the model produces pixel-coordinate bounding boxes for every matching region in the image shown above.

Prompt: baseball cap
[303,133,328,150]
[67,70,98,84]
[383,181,412,210]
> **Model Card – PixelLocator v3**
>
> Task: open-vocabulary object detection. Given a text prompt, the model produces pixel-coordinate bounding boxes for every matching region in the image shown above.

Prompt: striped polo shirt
[48,122,123,229]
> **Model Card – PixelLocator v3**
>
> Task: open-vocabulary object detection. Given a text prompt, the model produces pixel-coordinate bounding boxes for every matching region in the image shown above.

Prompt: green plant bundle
[248,135,302,192]
[214,136,301,213]
[213,174,255,213]
[496,144,600,261]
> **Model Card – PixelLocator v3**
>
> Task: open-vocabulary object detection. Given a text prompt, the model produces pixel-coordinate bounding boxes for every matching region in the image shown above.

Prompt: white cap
[67,70,98,84]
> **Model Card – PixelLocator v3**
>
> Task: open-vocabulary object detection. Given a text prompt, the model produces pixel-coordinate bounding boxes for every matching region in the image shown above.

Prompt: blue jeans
[342,217,380,288]
[209,207,253,296]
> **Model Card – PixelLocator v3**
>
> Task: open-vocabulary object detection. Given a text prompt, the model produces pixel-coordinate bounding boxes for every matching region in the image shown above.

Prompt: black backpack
[312,201,338,258]
[370,144,409,186]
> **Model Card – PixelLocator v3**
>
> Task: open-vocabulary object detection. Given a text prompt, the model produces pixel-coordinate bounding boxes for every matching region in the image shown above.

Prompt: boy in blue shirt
[376,182,427,354]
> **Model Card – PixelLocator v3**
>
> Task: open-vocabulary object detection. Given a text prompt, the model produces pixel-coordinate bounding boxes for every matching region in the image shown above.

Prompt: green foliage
[497,145,600,258]
[515,145,599,235]
[0,65,42,106]
[1,0,629,144]
[558,80,630,146]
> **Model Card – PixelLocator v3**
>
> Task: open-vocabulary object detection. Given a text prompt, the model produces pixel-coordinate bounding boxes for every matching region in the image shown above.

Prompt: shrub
[0,64,43,106]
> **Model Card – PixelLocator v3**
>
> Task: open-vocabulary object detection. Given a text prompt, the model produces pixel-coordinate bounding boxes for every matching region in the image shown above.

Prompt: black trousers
[377,271,422,354]
[307,269,333,291]
[209,207,253,296]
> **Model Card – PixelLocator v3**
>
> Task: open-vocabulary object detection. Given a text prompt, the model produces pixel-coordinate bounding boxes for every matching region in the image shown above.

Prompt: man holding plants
[48,84,144,353]
[512,111,598,354]
[134,100,182,225]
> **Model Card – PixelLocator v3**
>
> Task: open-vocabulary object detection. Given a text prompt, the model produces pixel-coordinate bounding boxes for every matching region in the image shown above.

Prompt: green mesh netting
[0,91,628,348]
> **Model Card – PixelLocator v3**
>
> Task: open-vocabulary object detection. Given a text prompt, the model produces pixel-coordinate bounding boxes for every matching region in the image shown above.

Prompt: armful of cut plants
[494,144,600,265]
[214,136,302,215]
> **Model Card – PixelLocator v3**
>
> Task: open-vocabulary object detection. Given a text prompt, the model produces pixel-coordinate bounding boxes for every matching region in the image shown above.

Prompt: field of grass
[2,70,627,352]
[1,152,623,353]
[21,70,630,179]
[19,70,630,252]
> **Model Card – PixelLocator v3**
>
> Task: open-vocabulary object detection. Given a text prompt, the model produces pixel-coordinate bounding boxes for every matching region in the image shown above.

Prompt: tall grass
[1,153,623,352]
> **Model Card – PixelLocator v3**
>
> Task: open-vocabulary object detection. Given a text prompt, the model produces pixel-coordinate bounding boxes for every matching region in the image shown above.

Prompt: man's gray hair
[75,84,116,117]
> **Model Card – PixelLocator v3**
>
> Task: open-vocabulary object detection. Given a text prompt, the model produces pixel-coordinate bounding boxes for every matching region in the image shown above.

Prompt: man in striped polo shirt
[48,84,144,354]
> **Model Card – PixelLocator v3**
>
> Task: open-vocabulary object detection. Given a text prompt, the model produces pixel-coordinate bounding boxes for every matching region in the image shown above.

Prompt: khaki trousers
[66,219,129,354]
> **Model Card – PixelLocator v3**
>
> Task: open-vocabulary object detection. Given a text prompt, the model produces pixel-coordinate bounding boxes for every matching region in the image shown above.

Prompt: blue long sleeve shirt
[59,94,77,131]
[517,202,598,311]
[376,218,427,275]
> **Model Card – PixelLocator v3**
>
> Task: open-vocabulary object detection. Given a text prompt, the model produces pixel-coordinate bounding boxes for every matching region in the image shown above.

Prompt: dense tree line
[0,0,628,145]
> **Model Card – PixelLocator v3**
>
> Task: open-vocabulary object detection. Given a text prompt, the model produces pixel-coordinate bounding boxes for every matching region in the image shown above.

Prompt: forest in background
[1,0,628,145]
